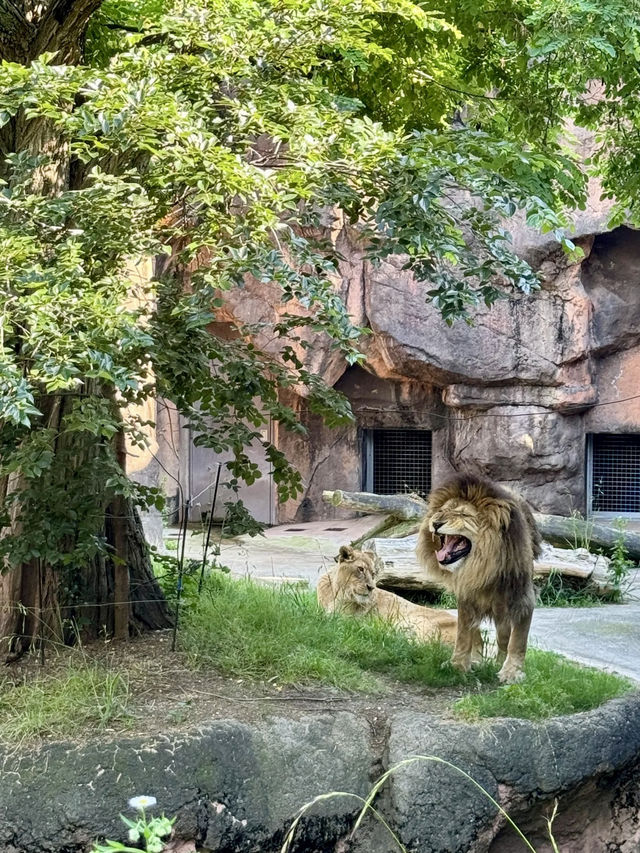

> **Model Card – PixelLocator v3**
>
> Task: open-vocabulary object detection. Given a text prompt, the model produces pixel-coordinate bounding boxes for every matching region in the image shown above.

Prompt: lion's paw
[498,663,525,684]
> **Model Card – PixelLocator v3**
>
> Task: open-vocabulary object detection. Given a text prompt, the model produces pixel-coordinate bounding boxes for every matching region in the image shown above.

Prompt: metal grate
[369,429,432,496]
[591,433,640,514]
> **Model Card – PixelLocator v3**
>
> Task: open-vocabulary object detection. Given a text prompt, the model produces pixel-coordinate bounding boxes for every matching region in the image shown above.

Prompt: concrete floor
[171,515,379,588]
[530,605,640,682]
[169,517,640,683]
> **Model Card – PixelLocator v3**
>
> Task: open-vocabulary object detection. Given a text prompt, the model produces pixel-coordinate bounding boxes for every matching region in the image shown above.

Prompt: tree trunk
[58,501,172,644]
[0,2,173,657]
[1,394,172,659]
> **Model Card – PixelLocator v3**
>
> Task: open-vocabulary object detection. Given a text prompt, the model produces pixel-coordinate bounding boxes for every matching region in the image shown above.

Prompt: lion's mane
[416,474,541,624]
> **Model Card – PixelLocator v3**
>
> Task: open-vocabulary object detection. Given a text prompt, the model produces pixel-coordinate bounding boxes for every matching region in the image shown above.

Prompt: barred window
[363,429,432,496]
[589,433,640,514]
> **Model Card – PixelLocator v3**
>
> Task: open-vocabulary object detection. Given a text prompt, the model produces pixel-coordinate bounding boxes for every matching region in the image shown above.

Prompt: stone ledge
[386,692,640,853]
[2,694,640,852]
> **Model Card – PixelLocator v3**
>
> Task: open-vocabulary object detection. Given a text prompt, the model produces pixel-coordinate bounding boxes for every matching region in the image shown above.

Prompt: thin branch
[412,69,502,103]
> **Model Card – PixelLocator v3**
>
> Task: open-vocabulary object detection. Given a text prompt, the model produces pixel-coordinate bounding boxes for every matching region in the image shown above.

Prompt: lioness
[417,473,541,683]
[317,545,458,645]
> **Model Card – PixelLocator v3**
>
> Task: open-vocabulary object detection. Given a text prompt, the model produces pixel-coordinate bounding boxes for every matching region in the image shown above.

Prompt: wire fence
[4,388,640,664]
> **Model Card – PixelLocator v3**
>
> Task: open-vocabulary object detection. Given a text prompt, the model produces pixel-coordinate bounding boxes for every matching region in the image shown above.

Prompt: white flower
[128,795,157,811]
[127,828,141,843]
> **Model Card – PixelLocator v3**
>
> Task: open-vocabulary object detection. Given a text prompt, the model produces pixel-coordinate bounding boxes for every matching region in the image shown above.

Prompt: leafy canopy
[2,0,631,575]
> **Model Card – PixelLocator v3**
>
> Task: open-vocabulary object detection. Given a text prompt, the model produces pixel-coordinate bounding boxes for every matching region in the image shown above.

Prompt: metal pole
[199,463,222,594]
[171,496,191,652]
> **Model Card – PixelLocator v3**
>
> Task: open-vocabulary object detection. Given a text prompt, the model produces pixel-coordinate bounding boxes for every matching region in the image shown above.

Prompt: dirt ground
[2,629,478,746]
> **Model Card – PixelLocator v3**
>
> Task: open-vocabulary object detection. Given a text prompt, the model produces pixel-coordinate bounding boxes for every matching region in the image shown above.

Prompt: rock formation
[3,695,640,852]
[148,152,640,526]
[218,217,640,523]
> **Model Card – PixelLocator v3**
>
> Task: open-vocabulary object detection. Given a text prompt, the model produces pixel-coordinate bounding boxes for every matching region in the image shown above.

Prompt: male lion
[416,474,541,683]
[317,545,458,645]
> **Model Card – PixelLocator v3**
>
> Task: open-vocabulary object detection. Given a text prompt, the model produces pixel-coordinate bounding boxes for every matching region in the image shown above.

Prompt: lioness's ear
[368,553,384,577]
[338,545,354,561]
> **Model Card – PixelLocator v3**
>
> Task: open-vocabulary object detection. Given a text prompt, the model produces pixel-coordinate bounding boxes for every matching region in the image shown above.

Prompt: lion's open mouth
[435,534,471,566]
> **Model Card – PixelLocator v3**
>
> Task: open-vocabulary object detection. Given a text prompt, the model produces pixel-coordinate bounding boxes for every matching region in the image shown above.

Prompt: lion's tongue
[436,535,465,563]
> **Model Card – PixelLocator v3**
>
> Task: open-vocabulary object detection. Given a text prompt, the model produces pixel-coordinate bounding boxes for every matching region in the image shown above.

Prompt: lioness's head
[333,545,377,605]
[420,475,514,576]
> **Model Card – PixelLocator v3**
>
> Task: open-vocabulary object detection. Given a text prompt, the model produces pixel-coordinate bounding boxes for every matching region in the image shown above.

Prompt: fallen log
[322,489,640,561]
[369,536,441,591]
[322,489,426,519]
[370,536,614,592]
[534,513,640,562]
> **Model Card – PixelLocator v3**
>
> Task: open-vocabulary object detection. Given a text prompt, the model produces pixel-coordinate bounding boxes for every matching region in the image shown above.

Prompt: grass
[535,570,604,608]
[182,573,632,719]
[183,572,498,691]
[455,648,632,721]
[1,576,630,742]
[0,661,131,743]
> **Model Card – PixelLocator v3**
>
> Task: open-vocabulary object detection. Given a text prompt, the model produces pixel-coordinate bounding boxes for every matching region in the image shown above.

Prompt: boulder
[386,694,640,853]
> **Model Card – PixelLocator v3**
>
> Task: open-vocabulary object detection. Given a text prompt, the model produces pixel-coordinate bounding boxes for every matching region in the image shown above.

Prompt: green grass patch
[184,575,633,719]
[0,662,131,743]
[454,648,632,721]
[183,573,499,691]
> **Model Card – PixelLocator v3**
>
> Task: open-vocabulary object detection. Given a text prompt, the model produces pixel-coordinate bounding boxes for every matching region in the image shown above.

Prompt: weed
[454,648,631,721]
[282,755,561,853]
[92,798,174,853]
[152,548,229,605]
[606,518,635,602]
[431,589,458,609]
[0,661,131,743]
[568,509,594,552]
[535,570,602,608]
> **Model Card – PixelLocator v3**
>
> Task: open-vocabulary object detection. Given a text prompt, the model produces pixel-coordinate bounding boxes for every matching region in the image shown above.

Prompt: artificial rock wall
[213,213,640,523]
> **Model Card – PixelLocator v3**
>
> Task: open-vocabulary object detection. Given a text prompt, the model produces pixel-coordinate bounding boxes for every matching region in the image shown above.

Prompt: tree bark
[0,0,103,64]
[112,431,130,640]
[0,1,173,658]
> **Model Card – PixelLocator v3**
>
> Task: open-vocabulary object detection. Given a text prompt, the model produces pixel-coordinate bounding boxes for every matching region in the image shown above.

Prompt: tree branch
[0,0,104,63]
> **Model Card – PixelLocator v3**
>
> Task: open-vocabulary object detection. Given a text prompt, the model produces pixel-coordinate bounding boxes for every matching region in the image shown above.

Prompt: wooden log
[533,513,640,562]
[322,488,640,562]
[369,537,442,591]
[382,520,420,539]
[322,489,426,519]
[370,535,613,592]
[350,515,402,550]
